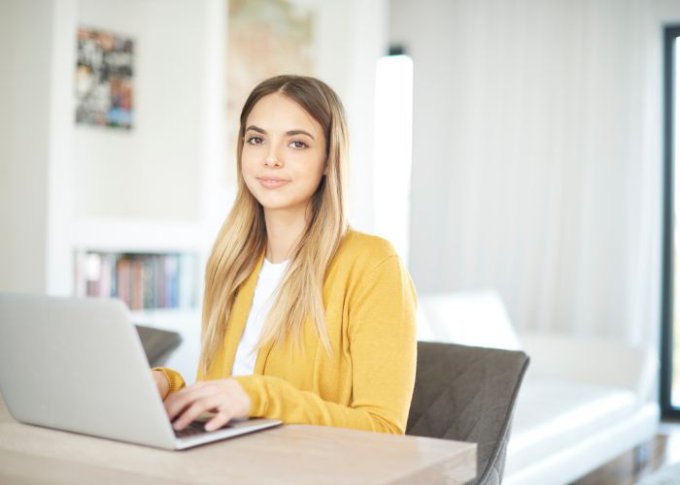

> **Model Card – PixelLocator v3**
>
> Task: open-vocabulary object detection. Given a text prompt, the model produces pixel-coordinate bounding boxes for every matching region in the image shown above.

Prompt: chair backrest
[135,324,182,367]
[407,341,529,485]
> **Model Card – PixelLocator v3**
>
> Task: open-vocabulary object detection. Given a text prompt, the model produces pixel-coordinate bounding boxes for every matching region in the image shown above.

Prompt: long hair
[198,75,349,376]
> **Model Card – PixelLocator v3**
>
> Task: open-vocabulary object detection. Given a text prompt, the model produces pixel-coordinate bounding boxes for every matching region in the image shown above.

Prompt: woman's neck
[264,209,307,263]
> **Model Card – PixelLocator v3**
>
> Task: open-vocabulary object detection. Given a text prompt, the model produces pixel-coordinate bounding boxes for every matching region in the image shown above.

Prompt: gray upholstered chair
[407,341,529,485]
[135,324,182,367]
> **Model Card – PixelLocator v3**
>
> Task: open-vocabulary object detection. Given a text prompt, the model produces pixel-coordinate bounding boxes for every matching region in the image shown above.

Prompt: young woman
[152,75,417,435]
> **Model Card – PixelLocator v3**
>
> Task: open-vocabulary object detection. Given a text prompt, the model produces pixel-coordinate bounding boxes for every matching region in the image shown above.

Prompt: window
[373,48,414,265]
[662,26,680,417]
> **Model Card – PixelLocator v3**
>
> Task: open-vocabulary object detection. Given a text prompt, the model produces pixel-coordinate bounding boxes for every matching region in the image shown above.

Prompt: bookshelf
[74,251,199,311]
[69,217,214,334]
[71,222,208,380]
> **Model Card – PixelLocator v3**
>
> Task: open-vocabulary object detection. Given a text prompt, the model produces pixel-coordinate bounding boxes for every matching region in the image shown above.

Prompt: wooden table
[0,398,475,484]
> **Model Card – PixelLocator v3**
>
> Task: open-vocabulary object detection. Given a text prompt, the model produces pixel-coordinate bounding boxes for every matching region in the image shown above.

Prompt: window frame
[661,25,680,418]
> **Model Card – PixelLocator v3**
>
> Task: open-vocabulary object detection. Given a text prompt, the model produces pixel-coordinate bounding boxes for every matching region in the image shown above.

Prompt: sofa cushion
[505,375,638,474]
[418,290,523,350]
[415,304,435,341]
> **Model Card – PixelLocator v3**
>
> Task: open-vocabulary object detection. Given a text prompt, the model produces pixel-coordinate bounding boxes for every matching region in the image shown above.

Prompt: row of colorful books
[74,252,198,311]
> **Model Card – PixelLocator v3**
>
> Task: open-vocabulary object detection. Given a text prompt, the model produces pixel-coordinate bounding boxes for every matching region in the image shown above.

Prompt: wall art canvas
[75,27,134,129]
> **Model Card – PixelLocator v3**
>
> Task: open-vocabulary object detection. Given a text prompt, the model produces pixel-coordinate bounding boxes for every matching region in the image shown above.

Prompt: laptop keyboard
[174,421,213,439]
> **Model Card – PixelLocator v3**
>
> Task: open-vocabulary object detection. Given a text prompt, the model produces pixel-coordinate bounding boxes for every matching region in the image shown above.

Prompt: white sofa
[417,290,660,485]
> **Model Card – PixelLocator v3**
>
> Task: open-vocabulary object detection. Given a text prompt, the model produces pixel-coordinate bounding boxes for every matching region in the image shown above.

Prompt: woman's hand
[164,379,251,432]
[152,370,170,400]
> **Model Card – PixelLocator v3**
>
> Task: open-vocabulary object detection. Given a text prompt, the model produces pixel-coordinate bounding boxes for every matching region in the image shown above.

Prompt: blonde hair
[199,75,349,376]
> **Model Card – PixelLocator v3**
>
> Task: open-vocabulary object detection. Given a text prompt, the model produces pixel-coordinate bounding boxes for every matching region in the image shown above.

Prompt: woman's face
[241,92,327,219]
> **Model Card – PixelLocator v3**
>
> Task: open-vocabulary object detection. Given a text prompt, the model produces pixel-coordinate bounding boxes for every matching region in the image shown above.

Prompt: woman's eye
[290,140,308,149]
[246,136,263,145]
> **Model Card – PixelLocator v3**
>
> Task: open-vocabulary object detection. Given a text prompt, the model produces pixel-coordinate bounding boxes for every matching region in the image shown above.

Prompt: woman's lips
[257,177,290,189]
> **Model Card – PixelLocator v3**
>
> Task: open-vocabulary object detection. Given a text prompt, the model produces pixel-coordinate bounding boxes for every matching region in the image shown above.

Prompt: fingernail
[205,422,215,432]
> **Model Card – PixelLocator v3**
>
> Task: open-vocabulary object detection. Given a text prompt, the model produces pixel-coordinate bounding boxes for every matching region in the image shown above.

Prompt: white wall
[345,0,388,233]
[308,0,388,232]
[0,0,386,293]
[73,0,385,229]
[0,0,53,293]
[391,0,674,346]
[74,0,204,222]
[47,0,77,295]
[0,2,13,290]
[0,0,386,379]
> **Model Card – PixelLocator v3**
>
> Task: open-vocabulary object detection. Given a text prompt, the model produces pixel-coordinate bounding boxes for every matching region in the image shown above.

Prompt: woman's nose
[264,146,282,167]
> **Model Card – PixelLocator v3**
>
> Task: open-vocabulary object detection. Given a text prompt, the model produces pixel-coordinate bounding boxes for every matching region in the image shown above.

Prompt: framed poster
[75,27,134,129]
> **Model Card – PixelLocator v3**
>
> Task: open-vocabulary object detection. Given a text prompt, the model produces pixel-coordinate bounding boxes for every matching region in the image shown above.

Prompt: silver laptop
[0,293,281,450]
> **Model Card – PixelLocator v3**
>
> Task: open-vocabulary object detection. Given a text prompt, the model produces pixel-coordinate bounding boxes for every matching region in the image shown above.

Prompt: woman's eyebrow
[245,125,315,140]
[286,129,315,140]
[245,125,266,134]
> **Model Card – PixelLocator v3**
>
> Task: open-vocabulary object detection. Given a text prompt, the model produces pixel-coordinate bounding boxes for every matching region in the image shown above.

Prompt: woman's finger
[164,379,251,430]
[204,409,234,432]
[172,395,221,431]
[164,384,215,420]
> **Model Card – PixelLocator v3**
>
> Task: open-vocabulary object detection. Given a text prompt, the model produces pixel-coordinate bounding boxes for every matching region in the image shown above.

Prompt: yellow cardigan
[160,230,417,434]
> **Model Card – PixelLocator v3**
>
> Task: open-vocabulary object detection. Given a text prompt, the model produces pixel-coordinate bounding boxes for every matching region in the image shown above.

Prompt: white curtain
[391,0,680,346]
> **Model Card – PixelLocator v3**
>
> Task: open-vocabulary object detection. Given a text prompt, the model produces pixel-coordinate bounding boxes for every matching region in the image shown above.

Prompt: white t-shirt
[231,258,288,376]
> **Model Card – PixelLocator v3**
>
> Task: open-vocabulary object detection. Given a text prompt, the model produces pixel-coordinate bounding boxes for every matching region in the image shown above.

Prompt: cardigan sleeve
[235,254,417,434]
[152,366,186,395]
